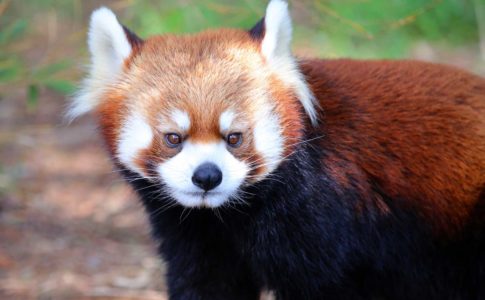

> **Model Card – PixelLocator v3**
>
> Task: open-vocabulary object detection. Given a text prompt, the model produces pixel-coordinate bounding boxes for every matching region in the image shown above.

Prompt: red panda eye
[227,133,242,148]
[165,133,182,147]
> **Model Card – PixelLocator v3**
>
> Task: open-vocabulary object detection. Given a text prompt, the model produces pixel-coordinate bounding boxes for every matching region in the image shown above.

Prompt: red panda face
[100,32,287,207]
[70,1,317,208]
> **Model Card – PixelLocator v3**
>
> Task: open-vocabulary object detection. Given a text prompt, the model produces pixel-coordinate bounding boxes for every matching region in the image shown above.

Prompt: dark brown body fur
[129,59,485,299]
[83,6,485,299]
[301,59,485,235]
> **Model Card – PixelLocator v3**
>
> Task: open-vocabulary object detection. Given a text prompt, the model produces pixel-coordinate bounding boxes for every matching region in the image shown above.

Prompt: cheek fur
[96,91,127,157]
[117,112,154,177]
[133,137,180,178]
[227,130,268,181]
[268,75,305,156]
[251,106,284,176]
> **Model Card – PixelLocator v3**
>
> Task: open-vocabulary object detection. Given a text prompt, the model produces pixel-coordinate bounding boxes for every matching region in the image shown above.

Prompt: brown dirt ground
[0,88,167,300]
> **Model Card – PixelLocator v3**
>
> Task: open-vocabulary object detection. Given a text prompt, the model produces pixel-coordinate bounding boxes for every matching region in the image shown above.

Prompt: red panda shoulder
[300,59,485,235]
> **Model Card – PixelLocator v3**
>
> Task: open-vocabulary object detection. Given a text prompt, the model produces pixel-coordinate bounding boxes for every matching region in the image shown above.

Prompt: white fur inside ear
[262,0,292,60]
[88,7,132,77]
[67,7,132,120]
[261,0,319,125]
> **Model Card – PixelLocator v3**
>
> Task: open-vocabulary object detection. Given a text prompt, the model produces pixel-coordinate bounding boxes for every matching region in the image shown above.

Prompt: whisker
[179,207,192,224]
[149,200,178,218]
[213,207,224,223]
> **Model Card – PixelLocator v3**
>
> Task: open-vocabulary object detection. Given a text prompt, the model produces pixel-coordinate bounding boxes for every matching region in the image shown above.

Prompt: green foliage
[0,11,74,110]
[0,19,27,45]
[0,56,22,82]
[0,19,27,84]
[305,0,479,58]
[0,0,482,109]
[127,1,263,36]
[127,0,480,59]
[27,84,39,110]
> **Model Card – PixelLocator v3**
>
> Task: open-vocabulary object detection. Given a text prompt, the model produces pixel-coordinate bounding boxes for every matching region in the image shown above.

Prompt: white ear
[67,7,132,120]
[260,0,319,125]
[88,7,132,80]
[261,0,292,61]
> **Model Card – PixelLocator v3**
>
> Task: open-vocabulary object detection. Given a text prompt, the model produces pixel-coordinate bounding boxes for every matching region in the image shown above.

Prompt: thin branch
[387,0,443,30]
[314,1,374,40]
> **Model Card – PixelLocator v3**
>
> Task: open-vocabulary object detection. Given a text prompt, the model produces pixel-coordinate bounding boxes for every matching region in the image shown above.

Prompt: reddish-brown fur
[95,29,305,179]
[96,91,127,157]
[268,75,305,156]
[95,26,484,235]
[300,59,485,234]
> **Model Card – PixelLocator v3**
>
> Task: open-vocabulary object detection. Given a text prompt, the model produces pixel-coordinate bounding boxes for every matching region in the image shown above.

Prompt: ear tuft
[249,17,265,41]
[261,0,292,61]
[67,7,137,120]
[122,25,144,50]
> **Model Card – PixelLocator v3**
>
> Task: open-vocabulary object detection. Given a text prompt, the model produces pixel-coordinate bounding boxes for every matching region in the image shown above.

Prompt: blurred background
[0,0,484,299]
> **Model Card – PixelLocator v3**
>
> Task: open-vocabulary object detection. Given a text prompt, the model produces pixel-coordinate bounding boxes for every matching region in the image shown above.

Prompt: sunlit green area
[0,0,484,107]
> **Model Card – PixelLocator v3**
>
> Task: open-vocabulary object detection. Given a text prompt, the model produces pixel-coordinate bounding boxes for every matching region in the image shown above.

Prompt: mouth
[173,190,228,208]
[184,191,221,197]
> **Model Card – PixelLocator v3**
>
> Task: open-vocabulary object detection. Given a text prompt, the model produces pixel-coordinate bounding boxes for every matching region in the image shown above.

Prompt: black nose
[192,163,223,191]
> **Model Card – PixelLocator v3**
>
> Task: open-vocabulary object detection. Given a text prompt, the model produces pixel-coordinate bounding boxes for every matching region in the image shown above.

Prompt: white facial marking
[158,142,249,208]
[253,107,284,173]
[262,0,319,126]
[67,7,133,120]
[171,109,191,131]
[118,113,153,177]
[219,110,235,132]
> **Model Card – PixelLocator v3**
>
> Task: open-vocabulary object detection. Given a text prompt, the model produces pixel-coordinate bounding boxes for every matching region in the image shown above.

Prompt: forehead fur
[129,29,263,98]
[98,28,304,166]
[120,29,275,139]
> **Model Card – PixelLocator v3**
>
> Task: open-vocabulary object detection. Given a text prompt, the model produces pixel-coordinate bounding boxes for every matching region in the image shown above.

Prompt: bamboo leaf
[0,19,28,45]
[27,84,39,110]
[44,80,76,94]
[0,65,20,82]
[33,60,72,79]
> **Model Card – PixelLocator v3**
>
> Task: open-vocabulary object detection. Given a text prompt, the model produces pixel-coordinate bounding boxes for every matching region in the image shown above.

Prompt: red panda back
[301,59,485,235]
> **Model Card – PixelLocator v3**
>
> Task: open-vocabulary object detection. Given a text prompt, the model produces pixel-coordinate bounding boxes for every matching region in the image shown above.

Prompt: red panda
[70,0,485,299]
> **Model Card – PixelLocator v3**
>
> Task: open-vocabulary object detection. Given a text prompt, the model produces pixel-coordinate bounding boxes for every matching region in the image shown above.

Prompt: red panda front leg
[164,252,259,300]
[156,211,260,300]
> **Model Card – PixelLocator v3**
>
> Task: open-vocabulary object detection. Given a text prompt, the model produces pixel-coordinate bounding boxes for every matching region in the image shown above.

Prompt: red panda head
[69,0,318,208]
